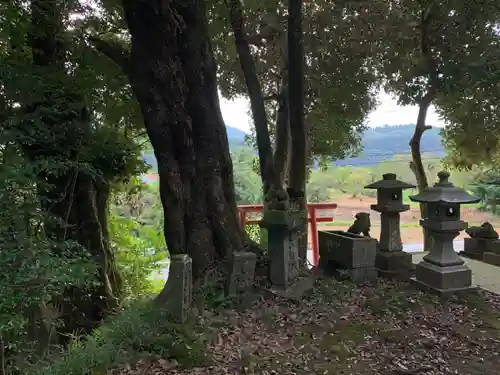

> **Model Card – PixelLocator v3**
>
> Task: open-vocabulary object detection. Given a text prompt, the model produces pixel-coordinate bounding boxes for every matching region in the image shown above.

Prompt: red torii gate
[237,202,338,267]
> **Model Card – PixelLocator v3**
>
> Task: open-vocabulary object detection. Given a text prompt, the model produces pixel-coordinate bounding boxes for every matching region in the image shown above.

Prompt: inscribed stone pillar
[287,188,308,268]
[379,212,403,251]
[260,209,301,290]
[162,254,192,322]
[225,251,257,297]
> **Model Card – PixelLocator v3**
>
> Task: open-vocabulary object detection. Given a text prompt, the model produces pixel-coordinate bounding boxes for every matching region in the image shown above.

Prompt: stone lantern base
[410,261,477,296]
[376,251,412,279]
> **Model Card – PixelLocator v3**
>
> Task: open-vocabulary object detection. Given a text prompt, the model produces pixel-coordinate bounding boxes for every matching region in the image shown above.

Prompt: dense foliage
[210,0,378,162]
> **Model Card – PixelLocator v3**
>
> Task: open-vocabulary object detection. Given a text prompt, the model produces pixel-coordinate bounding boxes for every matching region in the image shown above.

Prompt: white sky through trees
[220,90,446,133]
[75,0,446,134]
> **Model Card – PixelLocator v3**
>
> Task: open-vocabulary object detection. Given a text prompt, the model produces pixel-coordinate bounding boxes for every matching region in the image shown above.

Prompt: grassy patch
[27,300,208,375]
[364,282,437,317]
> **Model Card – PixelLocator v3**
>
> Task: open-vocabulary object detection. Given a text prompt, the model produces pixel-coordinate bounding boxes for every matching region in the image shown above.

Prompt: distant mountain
[226,126,246,142]
[143,124,445,171]
[334,124,445,166]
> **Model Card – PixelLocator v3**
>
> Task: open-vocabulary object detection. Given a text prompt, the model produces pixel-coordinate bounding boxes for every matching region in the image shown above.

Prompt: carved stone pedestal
[163,254,192,322]
[483,241,500,266]
[463,238,487,260]
[260,209,302,291]
[462,238,500,260]
[411,226,476,296]
[375,212,412,279]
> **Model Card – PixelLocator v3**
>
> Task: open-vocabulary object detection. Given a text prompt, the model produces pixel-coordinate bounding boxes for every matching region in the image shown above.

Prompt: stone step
[483,252,500,267]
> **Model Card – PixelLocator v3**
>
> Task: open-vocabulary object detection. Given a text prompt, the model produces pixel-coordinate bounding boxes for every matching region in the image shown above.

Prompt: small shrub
[245,224,261,243]
[109,214,167,299]
[26,301,208,375]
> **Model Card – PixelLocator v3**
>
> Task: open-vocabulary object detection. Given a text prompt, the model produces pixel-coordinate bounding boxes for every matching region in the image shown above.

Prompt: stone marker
[163,254,192,322]
[287,188,308,267]
[409,171,480,296]
[260,209,302,290]
[226,251,257,297]
[462,222,499,260]
[318,229,378,285]
[365,173,415,279]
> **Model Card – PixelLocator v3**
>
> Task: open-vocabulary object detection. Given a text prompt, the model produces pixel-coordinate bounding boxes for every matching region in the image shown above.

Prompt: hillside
[226,126,247,142]
[335,124,444,166]
[142,124,445,170]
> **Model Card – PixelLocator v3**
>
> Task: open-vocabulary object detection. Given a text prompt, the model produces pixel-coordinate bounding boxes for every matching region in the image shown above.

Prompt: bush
[0,155,96,372]
[109,214,167,299]
[26,301,208,375]
[307,184,330,202]
[245,224,261,243]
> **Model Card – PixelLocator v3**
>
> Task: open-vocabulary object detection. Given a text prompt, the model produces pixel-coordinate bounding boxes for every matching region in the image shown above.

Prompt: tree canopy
[210,0,379,161]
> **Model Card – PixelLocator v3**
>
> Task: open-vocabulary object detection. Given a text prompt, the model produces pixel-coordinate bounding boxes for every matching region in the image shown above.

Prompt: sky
[220,90,446,133]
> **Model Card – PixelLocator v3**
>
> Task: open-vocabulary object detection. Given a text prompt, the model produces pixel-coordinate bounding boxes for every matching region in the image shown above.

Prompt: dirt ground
[111,278,500,375]
[312,195,500,245]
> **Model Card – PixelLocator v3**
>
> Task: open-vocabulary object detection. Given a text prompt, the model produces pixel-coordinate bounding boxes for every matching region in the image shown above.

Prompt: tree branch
[225,0,278,192]
[263,93,280,101]
[88,35,132,75]
[419,4,439,103]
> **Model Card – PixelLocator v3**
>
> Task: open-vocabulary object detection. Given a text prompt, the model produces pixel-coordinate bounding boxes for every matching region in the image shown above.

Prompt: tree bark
[410,6,439,250]
[410,97,433,192]
[273,81,291,187]
[286,0,308,264]
[287,0,307,196]
[226,0,279,193]
[410,7,438,193]
[120,0,245,282]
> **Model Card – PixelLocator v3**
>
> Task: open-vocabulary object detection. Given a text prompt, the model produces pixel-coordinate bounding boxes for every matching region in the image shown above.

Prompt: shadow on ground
[110,278,500,375]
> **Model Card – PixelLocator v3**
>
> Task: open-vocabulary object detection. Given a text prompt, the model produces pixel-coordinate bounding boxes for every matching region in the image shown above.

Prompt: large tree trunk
[287,0,307,196]
[27,0,120,340]
[410,99,432,192]
[226,0,279,194]
[410,97,433,252]
[273,70,291,187]
[121,0,245,282]
[409,7,439,251]
[286,0,308,264]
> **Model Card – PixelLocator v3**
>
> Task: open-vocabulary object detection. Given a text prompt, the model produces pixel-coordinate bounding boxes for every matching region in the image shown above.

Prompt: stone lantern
[365,173,415,278]
[409,171,480,295]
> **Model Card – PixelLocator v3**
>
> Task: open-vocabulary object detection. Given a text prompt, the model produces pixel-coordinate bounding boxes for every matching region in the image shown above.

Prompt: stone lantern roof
[365,173,415,190]
[409,171,480,204]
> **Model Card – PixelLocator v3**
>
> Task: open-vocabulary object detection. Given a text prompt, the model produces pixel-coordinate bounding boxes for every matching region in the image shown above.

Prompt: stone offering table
[318,230,378,285]
[365,173,415,279]
[483,244,500,266]
[462,222,499,260]
[409,171,480,295]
